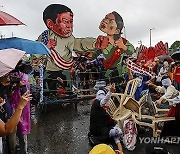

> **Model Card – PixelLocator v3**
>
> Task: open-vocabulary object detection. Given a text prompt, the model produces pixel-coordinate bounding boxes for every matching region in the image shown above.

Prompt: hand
[115,38,127,51]
[115,150,124,154]
[47,39,57,50]
[155,99,161,105]
[17,92,32,110]
[109,83,116,93]
[95,35,109,49]
[146,80,151,86]
[0,97,5,106]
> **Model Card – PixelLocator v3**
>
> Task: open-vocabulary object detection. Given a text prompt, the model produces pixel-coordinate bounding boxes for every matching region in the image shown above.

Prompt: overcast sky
[1,0,180,48]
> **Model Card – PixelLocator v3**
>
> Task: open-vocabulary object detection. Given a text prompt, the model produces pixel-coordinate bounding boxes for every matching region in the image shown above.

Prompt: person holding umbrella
[0,48,32,153]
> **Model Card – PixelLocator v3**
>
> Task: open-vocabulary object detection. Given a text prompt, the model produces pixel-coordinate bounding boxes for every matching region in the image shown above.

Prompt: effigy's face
[99,13,118,35]
[53,12,73,38]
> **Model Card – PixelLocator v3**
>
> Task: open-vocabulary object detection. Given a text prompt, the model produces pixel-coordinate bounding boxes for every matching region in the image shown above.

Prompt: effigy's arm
[73,37,96,53]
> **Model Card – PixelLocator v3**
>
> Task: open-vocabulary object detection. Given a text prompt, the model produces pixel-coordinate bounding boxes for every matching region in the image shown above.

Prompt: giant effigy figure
[93,11,135,84]
[38,4,108,91]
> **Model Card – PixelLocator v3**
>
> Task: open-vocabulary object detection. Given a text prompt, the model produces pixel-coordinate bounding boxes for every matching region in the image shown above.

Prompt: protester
[156,61,169,85]
[9,61,32,154]
[147,76,180,137]
[0,73,32,136]
[89,83,124,154]
[0,92,31,136]
[172,61,180,91]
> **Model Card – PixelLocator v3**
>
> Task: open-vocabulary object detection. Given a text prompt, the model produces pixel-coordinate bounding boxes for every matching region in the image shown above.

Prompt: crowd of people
[0,3,180,154]
[88,56,180,153]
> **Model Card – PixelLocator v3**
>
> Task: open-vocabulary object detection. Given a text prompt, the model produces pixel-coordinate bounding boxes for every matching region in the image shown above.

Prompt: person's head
[0,73,11,86]
[154,57,160,63]
[161,76,171,87]
[43,4,73,38]
[99,11,124,40]
[0,73,11,99]
[163,61,169,68]
[96,89,107,101]
[89,144,115,154]
[109,125,122,138]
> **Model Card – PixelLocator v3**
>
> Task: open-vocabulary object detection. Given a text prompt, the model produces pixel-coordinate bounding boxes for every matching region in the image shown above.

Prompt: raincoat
[10,72,31,135]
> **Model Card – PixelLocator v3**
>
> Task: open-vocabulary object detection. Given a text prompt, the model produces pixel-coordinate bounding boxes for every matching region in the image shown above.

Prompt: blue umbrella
[0,37,51,54]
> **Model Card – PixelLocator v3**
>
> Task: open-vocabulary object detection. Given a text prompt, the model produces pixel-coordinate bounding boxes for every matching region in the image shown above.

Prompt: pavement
[28,101,180,154]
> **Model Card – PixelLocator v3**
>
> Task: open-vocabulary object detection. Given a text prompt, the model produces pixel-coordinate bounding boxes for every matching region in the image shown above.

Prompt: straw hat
[89,144,115,154]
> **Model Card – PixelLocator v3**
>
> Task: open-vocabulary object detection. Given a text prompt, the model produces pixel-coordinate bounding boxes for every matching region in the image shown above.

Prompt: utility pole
[150,28,155,47]
[138,40,142,45]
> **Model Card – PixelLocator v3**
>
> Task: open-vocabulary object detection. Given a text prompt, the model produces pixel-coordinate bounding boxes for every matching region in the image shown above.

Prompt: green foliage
[170,41,180,52]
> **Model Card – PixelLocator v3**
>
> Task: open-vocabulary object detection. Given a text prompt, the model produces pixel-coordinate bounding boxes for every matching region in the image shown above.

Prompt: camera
[10,76,21,85]
[15,60,32,75]
[20,85,28,95]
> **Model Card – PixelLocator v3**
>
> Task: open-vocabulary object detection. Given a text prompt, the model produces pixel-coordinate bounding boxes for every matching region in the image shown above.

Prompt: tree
[170,40,180,53]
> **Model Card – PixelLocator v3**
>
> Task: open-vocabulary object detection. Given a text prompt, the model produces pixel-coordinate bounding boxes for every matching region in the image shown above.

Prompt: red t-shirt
[174,66,180,83]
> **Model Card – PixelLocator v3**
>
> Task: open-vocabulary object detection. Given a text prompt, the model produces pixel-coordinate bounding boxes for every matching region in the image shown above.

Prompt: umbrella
[0,11,25,26]
[0,37,51,54]
[171,51,180,60]
[0,48,25,77]
[157,54,173,62]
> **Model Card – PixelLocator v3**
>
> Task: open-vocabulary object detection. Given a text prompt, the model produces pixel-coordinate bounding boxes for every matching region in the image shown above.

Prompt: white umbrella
[0,48,25,77]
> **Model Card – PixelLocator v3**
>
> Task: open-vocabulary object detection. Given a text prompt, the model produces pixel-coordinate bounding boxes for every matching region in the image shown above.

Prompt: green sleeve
[125,40,135,55]
[73,37,96,53]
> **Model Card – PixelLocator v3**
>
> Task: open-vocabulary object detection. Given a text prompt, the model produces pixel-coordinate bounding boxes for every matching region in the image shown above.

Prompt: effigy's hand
[95,35,109,49]
[47,39,57,50]
[115,38,127,51]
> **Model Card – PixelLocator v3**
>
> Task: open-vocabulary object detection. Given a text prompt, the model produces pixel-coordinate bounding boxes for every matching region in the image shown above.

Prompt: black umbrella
[157,55,173,63]
[171,50,180,60]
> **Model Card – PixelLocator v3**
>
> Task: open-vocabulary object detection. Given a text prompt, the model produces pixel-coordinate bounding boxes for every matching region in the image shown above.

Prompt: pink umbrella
[0,11,25,26]
[0,48,25,77]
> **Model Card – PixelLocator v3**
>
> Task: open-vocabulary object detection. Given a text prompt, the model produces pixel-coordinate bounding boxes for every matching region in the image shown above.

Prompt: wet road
[28,101,180,154]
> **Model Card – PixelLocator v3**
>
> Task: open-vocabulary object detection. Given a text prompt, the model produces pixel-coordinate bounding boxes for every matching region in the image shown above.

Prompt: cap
[89,144,115,154]
[96,90,106,101]
[94,81,106,91]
